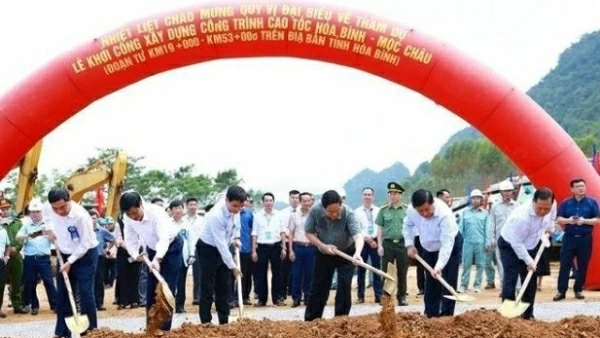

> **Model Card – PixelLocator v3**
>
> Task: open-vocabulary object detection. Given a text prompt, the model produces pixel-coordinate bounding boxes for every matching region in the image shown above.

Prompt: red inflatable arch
[1,2,599,288]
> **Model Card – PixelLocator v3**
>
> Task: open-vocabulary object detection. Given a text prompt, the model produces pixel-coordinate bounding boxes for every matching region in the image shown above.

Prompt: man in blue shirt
[553,178,600,301]
[197,186,245,325]
[94,217,116,311]
[16,199,57,315]
[237,197,254,305]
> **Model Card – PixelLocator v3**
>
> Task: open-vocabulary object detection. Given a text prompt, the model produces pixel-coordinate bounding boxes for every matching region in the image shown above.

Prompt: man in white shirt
[287,192,315,307]
[251,193,286,307]
[498,188,555,320]
[404,189,463,318]
[45,188,99,338]
[196,186,244,325]
[120,192,182,332]
[170,200,194,314]
[354,187,382,303]
[278,190,300,302]
[183,198,204,306]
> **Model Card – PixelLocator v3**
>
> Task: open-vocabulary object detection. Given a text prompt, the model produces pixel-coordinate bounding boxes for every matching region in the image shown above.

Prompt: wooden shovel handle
[143,255,167,284]
[413,253,462,299]
[514,234,549,303]
[53,242,80,319]
[333,248,395,281]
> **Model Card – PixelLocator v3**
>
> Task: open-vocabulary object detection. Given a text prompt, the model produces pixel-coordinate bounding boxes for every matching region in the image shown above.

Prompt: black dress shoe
[374,297,381,304]
[291,300,301,308]
[97,306,106,311]
[254,301,266,307]
[575,292,585,300]
[356,298,365,304]
[31,308,39,315]
[397,297,409,306]
[192,300,199,305]
[175,307,185,313]
[553,292,565,301]
[243,299,252,306]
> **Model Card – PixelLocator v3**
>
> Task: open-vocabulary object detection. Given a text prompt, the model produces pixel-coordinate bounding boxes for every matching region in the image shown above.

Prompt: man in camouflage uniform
[0,198,27,314]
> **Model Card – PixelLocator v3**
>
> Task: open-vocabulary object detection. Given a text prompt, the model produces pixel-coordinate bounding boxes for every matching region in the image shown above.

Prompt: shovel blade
[383,263,398,296]
[160,282,176,310]
[443,294,476,303]
[499,299,530,318]
[65,314,90,334]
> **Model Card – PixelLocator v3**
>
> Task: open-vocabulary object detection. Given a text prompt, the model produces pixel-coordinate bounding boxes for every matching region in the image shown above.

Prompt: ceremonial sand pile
[89,296,600,338]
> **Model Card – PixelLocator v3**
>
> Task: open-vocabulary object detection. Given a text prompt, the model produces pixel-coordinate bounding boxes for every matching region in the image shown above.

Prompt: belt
[258,243,281,247]
[384,238,404,244]
[293,241,312,247]
[27,254,50,258]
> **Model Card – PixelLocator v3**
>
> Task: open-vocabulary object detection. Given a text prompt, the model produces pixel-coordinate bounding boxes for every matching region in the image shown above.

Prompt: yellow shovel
[143,256,176,311]
[54,243,90,334]
[499,234,551,318]
[413,253,476,303]
[229,246,247,322]
[333,248,396,281]
[383,262,398,296]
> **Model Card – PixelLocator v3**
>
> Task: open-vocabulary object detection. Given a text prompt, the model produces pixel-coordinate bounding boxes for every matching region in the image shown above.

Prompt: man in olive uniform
[376,182,409,306]
[0,198,27,314]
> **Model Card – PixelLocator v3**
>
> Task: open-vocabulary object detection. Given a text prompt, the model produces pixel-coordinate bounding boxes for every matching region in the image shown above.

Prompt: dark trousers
[0,254,23,310]
[104,258,117,287]
[192,250,201,302]
[0,260,6,309]
[291,243,316,302]
[557,234,593,294]
[95,255,106,308]
[176,264,189,308]
[279,255,292,300]
[304,246,355,321]
[422,233,463,318]
[357,245,382,299]
[55,249,98,338]
[382,239,409,300]
[139,264,148,304]
[240,252,253,300]
[415,236,425,291]
[23,255,57,310]
[197,240,232,324]
[255,243,282,304]
[116,255,141,306]
[498,236,538,319]
[146,236,183,331]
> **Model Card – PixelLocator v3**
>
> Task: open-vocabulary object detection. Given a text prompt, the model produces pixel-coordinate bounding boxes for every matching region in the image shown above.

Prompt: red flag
[95,187,105,216]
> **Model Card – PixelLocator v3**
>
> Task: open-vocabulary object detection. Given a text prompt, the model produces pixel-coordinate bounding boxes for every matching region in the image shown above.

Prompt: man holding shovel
[403,189,463,318]
[45,188,99,338]
[120,192,183,332]
[498,188,556,320]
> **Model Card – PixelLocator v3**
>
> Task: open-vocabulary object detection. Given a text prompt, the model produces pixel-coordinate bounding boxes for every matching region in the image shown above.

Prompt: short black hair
[321,190,342,208]
[120,192,143,212]
[48,187,71,204]
[289,190,300,196]
[436,189,450,198]
[169,200,184,209]
[412,189,434,208]
[570,178,586,187]
[362,187,375,194]
[226,185,247,203]
[186,197,198,204]
[262,192,275,201]
[204,204,215,212]
[533,188,554,203]
[89,209,99,217]
[151,198,163,204]
[299,192,312,200]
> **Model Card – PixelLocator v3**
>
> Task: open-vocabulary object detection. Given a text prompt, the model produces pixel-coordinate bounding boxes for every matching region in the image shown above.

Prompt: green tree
[574,134,599,157]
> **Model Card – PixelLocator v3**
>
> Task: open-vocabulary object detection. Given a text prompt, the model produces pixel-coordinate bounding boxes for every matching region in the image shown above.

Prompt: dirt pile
[88,309,600,338]
[147,285,173,334]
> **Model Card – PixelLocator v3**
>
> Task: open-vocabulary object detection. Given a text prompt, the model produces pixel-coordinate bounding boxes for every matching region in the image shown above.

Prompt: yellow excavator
[11,140,44,214]
[65,151,128,219]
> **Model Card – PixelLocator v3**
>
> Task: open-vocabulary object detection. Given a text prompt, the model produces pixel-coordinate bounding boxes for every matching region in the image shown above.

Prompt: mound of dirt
[146,285,173,334]
[87,308,600,338]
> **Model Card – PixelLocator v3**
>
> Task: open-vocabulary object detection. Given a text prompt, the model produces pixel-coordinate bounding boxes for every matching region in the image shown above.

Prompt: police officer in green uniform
[376,182,409,306]
[0,198,27,314]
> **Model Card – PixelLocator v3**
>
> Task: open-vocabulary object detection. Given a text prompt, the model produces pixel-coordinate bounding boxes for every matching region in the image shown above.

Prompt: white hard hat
[470,189,484,198]
[498,181,514,191]
[29,198,43,212]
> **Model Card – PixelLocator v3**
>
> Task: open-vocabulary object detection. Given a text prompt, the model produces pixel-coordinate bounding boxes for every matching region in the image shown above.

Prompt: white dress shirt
[174,217,194,266]
[279,205,298,237]
[288,209,310,243]
[403,198,458,271]
[354,204,380,238]
[252,209,284,244]
[184,213,205,250]
[501,200,556,265]
[123,203,178,260]
[199,202,237,269]
[47,201,99,264]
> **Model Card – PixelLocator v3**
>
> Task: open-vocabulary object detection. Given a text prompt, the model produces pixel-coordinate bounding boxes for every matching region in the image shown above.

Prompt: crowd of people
[0,177,597,337]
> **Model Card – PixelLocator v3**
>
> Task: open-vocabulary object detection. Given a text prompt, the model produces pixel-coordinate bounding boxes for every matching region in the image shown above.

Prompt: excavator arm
[65,151,127,219]
[11,140,44,214]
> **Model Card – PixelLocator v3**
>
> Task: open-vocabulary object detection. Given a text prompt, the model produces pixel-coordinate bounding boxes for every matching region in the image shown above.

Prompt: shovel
[229,247,247,322]
[143,256,176,312]
[332,248,396,281]
[383,262,399,296]
[54,243,90,334]
[413,253,476,303]
[499,234,551,318]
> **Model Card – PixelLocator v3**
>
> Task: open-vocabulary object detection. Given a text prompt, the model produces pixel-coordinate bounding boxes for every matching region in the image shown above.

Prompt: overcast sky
[0,0,598,200]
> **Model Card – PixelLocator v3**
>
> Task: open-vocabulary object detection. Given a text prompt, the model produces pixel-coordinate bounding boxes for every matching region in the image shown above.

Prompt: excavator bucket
[383,262,398,296]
